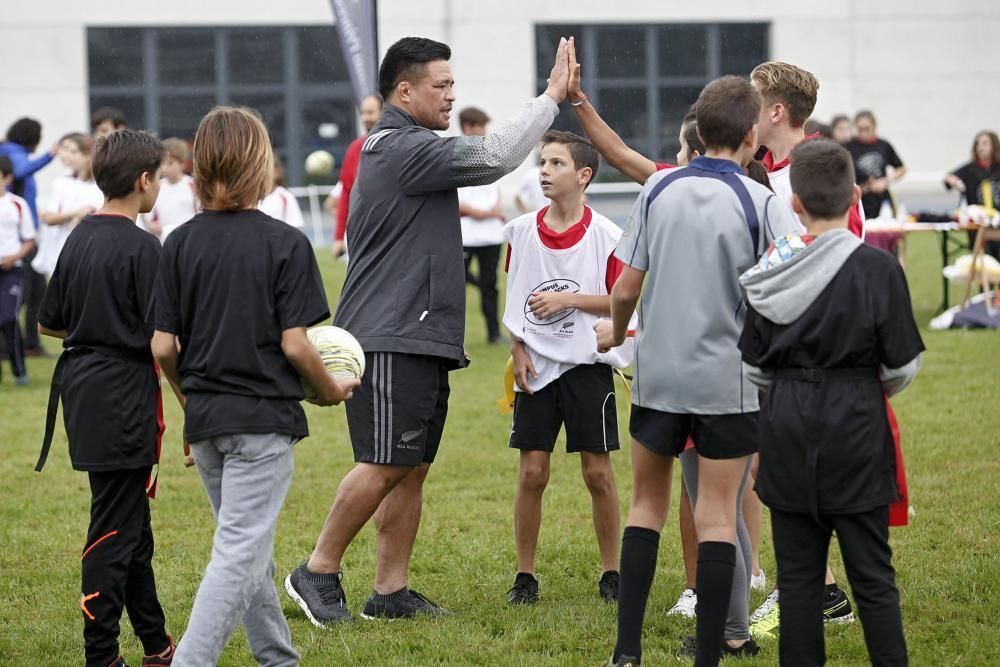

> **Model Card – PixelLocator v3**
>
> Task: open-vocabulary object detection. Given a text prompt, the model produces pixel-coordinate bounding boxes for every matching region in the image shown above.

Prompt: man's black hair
[378,37,452,101]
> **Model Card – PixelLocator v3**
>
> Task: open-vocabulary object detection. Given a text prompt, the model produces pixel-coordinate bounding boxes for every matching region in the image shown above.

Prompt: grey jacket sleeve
[398,95,559,195]
[879,354,921,398]
[743,361,774,390]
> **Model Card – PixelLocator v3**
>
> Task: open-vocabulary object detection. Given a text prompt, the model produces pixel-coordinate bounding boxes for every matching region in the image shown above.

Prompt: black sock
[613,526,660,662]
[694,541,736,667]
[825,582,840,595]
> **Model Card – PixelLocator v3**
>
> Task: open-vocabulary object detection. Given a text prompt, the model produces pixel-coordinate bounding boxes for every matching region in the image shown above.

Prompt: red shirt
[505,206,624,292]
[335,135,365,241]
[762,133,865,238]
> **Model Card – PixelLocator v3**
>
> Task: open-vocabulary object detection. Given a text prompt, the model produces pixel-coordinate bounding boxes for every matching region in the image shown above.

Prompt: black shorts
[629,405,758,460]
[345,352,450,466]
[509,363,619,454]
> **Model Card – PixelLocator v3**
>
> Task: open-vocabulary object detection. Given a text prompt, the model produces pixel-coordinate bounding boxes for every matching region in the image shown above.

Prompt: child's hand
[594,318,622,353]
[511,344,537,394]
[309,376,361,407]
[183,439,194,468]
[0,255,16,271]
[528,291,571,320]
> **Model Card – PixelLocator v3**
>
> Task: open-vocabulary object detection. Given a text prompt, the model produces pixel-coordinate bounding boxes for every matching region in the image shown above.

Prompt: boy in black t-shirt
[151,106,358,666]
[739,140,921,666]
[38,130,174,667]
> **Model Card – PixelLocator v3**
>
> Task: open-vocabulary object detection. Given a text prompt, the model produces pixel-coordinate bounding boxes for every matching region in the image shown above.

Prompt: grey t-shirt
[615,156,799,414]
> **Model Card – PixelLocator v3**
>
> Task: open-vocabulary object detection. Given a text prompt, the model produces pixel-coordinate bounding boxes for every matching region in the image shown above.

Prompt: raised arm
[400,38,571,194]
[566,38,658,185]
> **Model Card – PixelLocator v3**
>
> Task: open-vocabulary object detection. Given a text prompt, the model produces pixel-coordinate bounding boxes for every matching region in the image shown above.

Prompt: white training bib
[503,209,636,392]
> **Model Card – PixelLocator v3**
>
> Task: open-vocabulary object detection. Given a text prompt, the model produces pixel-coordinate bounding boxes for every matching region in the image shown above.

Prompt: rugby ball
[301,326,365,400]
[305,150,335,177]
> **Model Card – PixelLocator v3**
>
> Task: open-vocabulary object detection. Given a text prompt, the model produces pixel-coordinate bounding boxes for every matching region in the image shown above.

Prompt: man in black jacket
[285,35,572,624]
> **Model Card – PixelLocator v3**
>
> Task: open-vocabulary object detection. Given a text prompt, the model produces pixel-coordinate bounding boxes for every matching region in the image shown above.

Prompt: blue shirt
[0,141,54,228]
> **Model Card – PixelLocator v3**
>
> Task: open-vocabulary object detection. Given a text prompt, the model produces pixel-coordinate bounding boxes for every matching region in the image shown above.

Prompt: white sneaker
[749,588,779,624]
[666,588,697,618]
[750,569,767,592]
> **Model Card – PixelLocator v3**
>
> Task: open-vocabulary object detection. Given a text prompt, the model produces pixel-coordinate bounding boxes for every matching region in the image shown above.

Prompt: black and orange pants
[82,467,169,667]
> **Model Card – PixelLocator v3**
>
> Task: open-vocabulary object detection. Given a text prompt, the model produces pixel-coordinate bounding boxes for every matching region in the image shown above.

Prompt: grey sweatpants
[174,433,300,667]
[679,448,753,642]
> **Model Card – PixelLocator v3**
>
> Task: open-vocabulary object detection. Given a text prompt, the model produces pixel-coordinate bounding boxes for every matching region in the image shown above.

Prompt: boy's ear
[791,193,805,216]
[138,171,152,192]
[578,166,593,187]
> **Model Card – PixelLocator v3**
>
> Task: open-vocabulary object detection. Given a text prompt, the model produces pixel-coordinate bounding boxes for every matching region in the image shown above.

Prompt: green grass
[1,232,997,666]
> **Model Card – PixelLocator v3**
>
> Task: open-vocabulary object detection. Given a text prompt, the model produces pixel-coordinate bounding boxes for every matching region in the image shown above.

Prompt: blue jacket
[0,141,54,228]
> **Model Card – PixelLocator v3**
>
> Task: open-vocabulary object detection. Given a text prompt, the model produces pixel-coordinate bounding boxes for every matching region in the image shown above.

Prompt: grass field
[1,232,997,666]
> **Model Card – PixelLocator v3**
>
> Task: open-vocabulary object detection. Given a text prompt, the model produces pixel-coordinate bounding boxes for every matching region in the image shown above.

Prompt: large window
[536,23,769,179]
[87,26,355,186]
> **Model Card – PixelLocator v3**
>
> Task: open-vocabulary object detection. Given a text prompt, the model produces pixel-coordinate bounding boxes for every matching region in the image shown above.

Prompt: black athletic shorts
[345,352,450,466]
[509,363,619,454]
[629,405,758,460]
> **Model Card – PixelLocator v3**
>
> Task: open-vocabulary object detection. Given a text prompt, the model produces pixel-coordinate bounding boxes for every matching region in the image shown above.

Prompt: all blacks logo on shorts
[524,279,580,326]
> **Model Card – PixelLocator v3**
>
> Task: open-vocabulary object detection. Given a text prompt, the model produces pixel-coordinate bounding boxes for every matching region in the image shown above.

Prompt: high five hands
[544,36,576,105]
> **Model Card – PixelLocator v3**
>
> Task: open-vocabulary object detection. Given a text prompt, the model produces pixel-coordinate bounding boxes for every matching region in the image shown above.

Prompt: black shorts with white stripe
[345,351,450,466]
[509,363,619,454]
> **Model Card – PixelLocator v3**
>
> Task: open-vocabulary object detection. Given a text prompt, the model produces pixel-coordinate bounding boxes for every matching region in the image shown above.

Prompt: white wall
[2,0,998,195]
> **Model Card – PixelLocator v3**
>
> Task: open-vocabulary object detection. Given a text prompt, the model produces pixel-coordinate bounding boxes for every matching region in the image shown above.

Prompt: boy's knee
[519,462,549,493]
[582,465,615,495]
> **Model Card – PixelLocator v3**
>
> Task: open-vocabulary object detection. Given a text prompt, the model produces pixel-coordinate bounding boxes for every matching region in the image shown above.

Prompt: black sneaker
[722,638,760,658]
[599,570,619,603]
[108,658,129,667]
[607,654,641,667]
[678,636,761,660]
[284,561,352,627]
[508,572,539,605]
[361,587,444,620]
[823,586,855,624]
[407,589,449,616]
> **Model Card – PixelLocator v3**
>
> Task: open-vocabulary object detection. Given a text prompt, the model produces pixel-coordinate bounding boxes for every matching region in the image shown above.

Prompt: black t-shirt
[739,245,925,514]
[845,138,904,218]
[39,214,163,470]
[947,161,1000,209]
[153,209,330,442]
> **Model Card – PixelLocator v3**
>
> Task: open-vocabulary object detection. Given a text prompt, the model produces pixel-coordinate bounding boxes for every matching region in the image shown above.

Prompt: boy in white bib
[503,131,636,606]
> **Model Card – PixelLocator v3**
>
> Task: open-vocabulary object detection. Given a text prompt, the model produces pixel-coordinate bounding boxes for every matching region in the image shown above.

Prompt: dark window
[298,26,348,83]
[158,95,216,141]
[229,29,285,85]
[88,26,355,186]
[158,28,216,86]
[536,22,769,178]
[88,28,144,88]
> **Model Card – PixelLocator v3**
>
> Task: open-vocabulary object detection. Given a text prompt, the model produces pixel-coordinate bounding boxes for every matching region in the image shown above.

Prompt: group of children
[502,46,920,667]
[36,110,357,667]
[20,44,921,667]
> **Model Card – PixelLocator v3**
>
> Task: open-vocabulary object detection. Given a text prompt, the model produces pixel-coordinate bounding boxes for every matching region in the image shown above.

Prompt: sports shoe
[508,572,539,605]
[108,658,129,667]
[141,634,175,666]
[750,569,767,592]
[15,374,29,386]
[678,636,760,660]
[284,561,352,627]
[607,654,641,667]
[599,570,619,603]
[666,588,697,618]
[407,589,449,616]
[823,586,855,624]
[749,589,780,640]
[361,587,447,619]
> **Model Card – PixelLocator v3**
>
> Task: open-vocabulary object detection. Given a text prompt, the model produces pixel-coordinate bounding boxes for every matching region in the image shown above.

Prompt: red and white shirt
[0,192,35,265]
[259,186,304,229]
[146,175,198,242]
[761,135,866,239]
[503,205,635,392]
